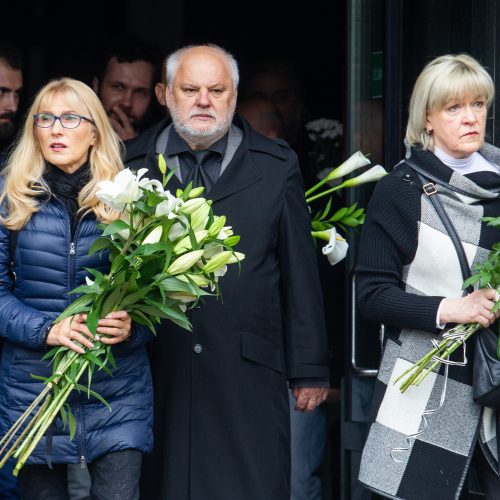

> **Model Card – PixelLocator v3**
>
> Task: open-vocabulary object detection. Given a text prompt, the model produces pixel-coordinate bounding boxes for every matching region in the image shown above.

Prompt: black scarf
[43,161,91,237]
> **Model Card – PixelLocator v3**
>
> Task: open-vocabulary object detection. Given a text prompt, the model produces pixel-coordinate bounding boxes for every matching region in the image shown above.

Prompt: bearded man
[125,44,331,500]
[0,44,22,163]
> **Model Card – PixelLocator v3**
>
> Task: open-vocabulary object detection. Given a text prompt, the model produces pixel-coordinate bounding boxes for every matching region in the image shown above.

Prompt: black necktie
[185,150,213,193]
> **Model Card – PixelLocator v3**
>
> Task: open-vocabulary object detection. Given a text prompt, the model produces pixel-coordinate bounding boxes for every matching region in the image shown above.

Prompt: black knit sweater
[356,147,500,335]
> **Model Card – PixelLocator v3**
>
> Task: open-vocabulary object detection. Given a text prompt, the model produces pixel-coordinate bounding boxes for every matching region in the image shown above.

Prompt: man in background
[93,36,161,141]
[0,43,22,163]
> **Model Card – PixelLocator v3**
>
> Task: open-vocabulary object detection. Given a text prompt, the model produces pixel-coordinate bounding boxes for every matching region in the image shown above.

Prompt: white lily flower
[156,192,183,218]
[217,226,234,240]
[321,228,349,266]
[96,168,144,212]
[325,151,370,181]
[343,164,388,188]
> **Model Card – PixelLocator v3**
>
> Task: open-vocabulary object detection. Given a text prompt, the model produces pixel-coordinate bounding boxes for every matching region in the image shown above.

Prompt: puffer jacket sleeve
[0,223,53,350]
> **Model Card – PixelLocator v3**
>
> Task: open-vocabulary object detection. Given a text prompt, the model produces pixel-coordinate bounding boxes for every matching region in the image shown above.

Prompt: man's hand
[109,105,137,141]
[292,387,329,412]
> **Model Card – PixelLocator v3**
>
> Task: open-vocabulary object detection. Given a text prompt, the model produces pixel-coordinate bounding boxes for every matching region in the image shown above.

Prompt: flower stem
[13,361,89,475]
[0,394,52,469]
[397,323,480,393]
[306,183,344,203]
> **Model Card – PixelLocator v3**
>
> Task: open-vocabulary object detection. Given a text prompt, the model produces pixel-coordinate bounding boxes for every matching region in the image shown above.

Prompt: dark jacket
[127,116,331,500]
[0,181,153,465]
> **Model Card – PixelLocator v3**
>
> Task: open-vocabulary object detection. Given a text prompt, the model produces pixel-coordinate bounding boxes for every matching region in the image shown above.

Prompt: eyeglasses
[33,113,95,129]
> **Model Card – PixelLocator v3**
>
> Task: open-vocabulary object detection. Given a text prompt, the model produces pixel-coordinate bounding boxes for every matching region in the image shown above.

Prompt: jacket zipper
[76,400,87,468]
[62,199,85,465]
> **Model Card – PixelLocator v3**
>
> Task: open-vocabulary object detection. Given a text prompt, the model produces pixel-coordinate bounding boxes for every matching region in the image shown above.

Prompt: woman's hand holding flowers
[96,311,132,344]
[439,288,500,328]
[46,314,95,354]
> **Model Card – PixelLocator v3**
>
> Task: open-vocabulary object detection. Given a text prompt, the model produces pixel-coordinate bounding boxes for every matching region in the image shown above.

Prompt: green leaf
[345,202,358,216]
[351,208,365,219]
[318,197,332,221]
[87,301,103,335]
[102,220,130,237]
[74,384,112,411]
[130,310,158,334]
[110,254,126,275]
[330,207,348,222]
[88,237,114,256]
[462,274,482,289]
[54,294,94,323]
[119,286,152,308]
[83,351,113,377]
[159,277,197,294]
[67,405,76,440]
[101,282,128,318]
[341,216,361,227]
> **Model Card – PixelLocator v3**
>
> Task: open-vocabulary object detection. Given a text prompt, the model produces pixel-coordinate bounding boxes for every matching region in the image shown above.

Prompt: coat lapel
[207,115,286,203]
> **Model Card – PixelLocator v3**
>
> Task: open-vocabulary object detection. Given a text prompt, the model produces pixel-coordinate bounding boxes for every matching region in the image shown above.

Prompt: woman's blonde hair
[0,77,123,229]
[405,53,495,150]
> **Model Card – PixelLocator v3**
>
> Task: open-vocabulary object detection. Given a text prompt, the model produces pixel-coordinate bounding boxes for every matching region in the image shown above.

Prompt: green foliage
[311,200,366,234]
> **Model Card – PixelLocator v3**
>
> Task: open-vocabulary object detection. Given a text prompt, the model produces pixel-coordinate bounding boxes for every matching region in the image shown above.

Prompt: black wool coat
[125,115,331,500]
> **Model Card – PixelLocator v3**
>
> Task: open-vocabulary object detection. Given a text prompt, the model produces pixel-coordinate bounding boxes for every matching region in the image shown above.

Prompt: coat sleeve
[277,151,331,380]
[0,224,54,350]
[355,171,444,333]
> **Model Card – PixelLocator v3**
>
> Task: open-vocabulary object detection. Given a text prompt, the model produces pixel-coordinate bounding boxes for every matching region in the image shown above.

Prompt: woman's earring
[426,128,432,135]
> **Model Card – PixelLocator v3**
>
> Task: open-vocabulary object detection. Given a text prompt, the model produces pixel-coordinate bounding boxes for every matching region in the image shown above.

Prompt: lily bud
[190,202,211,231]
[167,250,204,275]
[173,230,208,255]
[188,187,205,198]
[158,154,167,175]
[166,291,198,303]
[227,252,246,264]
[178,273,211,287]
[208,216,227,237]
[142,226,163,245]
[202,251,234,274]
[342,165,387,188]
[179,198,207,215]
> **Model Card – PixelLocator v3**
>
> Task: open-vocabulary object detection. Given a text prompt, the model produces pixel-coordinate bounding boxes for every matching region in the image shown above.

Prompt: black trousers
[17,449,142,500]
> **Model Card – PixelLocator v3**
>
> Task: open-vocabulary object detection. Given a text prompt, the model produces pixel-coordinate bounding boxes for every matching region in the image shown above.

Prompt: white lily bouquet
[306,151,387,266]
[0,156,244,475]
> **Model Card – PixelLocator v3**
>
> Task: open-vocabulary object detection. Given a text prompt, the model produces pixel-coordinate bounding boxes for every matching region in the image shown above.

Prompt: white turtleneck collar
[433,146,499,175]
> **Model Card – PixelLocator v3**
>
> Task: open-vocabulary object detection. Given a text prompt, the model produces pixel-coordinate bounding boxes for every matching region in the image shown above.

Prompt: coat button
[193,344,203,354]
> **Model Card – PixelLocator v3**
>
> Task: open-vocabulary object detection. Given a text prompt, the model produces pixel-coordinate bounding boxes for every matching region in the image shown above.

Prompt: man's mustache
[0,112,15,121]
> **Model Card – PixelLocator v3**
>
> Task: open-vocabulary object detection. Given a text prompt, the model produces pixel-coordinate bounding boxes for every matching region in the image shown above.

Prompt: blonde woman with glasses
[0,78,153,500]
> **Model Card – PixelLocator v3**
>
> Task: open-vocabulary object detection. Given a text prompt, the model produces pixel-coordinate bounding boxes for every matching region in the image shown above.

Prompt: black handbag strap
[405,160,473,293]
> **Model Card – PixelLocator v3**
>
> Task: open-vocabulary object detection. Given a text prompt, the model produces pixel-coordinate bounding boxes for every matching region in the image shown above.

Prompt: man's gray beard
[169,107,235,149]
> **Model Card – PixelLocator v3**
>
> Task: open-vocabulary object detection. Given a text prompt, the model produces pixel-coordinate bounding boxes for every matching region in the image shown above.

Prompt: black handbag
[473,327,500,408]
[406,160,500,408]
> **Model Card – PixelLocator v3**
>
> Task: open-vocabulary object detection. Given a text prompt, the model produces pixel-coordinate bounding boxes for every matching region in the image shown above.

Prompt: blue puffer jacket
[0,190,154,465]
